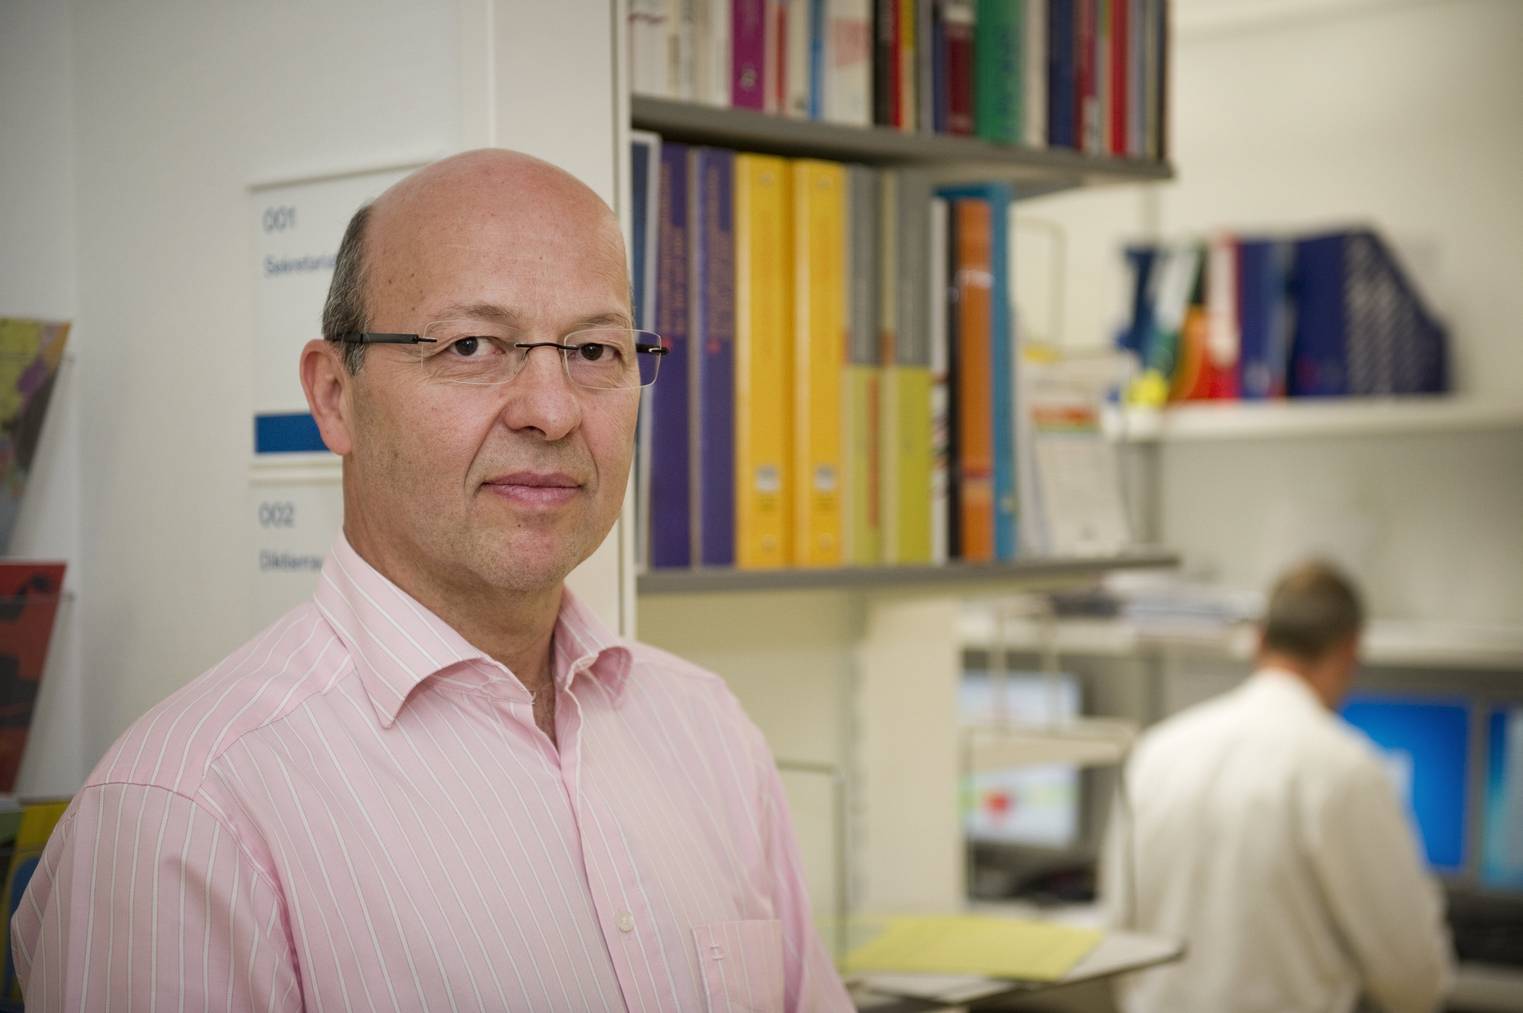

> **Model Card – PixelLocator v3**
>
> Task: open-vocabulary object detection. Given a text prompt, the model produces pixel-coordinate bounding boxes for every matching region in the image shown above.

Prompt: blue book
[935,182,1018,560]
[650,142,692,568]
[1236,238,1293,399]
[1119,245,1156,357]
[1289,233,1349,397]
[691,149,736,567]
[1048,0,1077,148]
[809,0,826,120]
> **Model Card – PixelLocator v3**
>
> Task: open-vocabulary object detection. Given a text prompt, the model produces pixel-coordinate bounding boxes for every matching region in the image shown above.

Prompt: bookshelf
[628,97,1175,918]
[1110,396,1523,443]
[637,548,1177,595]
[631,96,1174,195]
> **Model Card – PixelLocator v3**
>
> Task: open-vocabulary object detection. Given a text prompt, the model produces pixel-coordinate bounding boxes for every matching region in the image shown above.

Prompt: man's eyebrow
[433,303,523,326]
[430,305,634,331]
[574,311,636,329]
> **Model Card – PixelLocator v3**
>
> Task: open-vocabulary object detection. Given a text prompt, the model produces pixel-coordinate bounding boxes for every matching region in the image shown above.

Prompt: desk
[851,929,1184,1011]
[1449,963,1523,1012]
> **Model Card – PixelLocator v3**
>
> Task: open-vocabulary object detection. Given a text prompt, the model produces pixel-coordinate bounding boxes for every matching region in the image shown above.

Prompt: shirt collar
[314,536,634,729]
[1247,666,1328,713]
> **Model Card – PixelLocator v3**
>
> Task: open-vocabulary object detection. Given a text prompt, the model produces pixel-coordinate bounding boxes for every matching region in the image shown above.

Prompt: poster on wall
[0,320,70,556]
[248,163,417,624]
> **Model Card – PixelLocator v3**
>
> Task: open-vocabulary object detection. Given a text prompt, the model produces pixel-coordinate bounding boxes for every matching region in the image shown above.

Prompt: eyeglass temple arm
[336,332,438,345]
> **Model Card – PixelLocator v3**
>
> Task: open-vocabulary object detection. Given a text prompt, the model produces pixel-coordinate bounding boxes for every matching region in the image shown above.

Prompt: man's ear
[300,339,355,456]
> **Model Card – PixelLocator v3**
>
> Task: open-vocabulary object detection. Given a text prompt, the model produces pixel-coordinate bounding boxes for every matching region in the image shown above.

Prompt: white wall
[65,0,463,771]
[0,0,85,795]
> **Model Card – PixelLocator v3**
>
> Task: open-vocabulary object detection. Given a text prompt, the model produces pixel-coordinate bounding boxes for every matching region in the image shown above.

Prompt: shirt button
[616,911,635,933]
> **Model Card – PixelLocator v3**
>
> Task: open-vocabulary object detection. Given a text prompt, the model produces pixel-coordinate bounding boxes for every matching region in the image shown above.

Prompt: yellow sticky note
[842,914,1101,982]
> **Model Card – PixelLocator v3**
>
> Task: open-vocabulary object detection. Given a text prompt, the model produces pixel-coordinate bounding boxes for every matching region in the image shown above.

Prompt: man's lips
[481,472,582,507]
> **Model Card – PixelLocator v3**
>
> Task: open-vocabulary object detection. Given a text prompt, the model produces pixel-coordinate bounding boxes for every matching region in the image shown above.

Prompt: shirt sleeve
[1308,759,1454,1013]
[12,782,301,1012]
[754,753,855,1013]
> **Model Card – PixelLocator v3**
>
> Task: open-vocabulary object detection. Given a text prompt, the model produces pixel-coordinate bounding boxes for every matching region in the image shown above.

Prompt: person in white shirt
[1101,559,1453,1013]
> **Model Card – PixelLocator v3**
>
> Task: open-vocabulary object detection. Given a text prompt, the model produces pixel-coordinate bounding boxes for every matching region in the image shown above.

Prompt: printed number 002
[258,502,296,528]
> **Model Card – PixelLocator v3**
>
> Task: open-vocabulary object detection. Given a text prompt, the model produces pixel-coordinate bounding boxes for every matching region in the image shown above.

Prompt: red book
[945,5,974,135]
[1110,0,1129,155]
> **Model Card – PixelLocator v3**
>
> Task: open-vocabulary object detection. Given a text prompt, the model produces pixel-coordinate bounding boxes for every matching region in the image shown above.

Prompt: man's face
[341,161,638,601]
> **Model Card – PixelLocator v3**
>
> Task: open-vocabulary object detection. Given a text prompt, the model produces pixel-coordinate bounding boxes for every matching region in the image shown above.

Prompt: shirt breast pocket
[692,919,786,1012]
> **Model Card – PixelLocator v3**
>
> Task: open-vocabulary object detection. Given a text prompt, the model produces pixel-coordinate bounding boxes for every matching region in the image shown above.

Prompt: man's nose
[499,345,581,440]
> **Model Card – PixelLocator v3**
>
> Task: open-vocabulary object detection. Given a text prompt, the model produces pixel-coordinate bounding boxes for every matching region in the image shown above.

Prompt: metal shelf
[631,96,1174,196]
[636,548,1178,595]
[1108,396,1523,443]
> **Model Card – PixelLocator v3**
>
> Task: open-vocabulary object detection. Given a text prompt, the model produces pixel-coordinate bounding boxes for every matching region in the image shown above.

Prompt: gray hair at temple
[320,202,373,374]
[1261,559,1365,662]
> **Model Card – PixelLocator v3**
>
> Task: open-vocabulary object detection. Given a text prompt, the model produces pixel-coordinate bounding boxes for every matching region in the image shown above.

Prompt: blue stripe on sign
[254,413,329,454]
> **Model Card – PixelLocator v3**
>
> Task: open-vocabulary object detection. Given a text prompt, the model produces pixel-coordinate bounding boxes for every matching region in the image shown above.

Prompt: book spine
[876,171,900,560]
[809,0,826,118]
[929,196,951,564]
[1094,0,1109,155]
[952,197,995,562]
[827,0,873,125]
[873,0,895,125]
[786,0,814,117]
[1047,0,1075,147]
[733,154,793,568]
[1076,0,1098,153]
[944,0,975,135]
[1109,0,1127,155]
[988,187,1016,560]
[733,0,767,108]
[706,0,733,105]
[974,0,1023,143]
[1024,0,1047,147]
[897,0,917,130]
[930,1,948,133]
[695,149,737,566]
[917,0,935,132]
[844,167,882,565]
[631,0,671,96]
[767,0,786,113]
[792,161,848,566]
[651,143,693,569]
[671,0,700,100]
[1127,0,1144,155]
[893,173,933,564]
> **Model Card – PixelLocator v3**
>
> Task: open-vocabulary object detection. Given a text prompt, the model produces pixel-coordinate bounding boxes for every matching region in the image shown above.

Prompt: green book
[974,0,1024,143]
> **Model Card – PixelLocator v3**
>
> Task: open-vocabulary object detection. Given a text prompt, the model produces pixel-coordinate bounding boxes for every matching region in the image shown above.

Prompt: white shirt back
[1102,669,1452,1013]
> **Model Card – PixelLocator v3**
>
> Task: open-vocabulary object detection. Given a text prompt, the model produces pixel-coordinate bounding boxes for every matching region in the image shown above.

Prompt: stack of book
[633,133,1065,571]
[1118,228,1449,406]
[629,0,1168,159]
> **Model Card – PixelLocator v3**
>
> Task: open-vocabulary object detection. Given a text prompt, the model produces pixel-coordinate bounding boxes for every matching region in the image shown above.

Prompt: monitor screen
[959,671,1081,849]
[1483,706,1523,890]
[1340,694,1469,874]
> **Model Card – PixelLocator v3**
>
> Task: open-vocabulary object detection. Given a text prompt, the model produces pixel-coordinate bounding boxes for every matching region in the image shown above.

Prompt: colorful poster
[0,562,67,794]
[0,319,70,554]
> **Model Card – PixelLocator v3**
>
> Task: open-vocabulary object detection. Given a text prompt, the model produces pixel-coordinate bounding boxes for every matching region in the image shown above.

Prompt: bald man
[14,151,853,1012]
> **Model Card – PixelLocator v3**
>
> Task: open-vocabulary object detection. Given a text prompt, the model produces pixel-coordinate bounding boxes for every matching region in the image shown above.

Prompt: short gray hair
[1262,559,1365,662]
[321,202,373,374]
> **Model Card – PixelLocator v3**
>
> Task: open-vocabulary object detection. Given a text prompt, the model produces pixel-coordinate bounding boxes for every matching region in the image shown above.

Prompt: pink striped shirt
[13,537,851,1011]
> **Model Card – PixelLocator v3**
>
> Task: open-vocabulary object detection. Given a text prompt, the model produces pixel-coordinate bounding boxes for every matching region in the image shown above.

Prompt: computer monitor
[1482,706,1523,890]
[1340,694,1470,874]
[959,671,1082,850]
